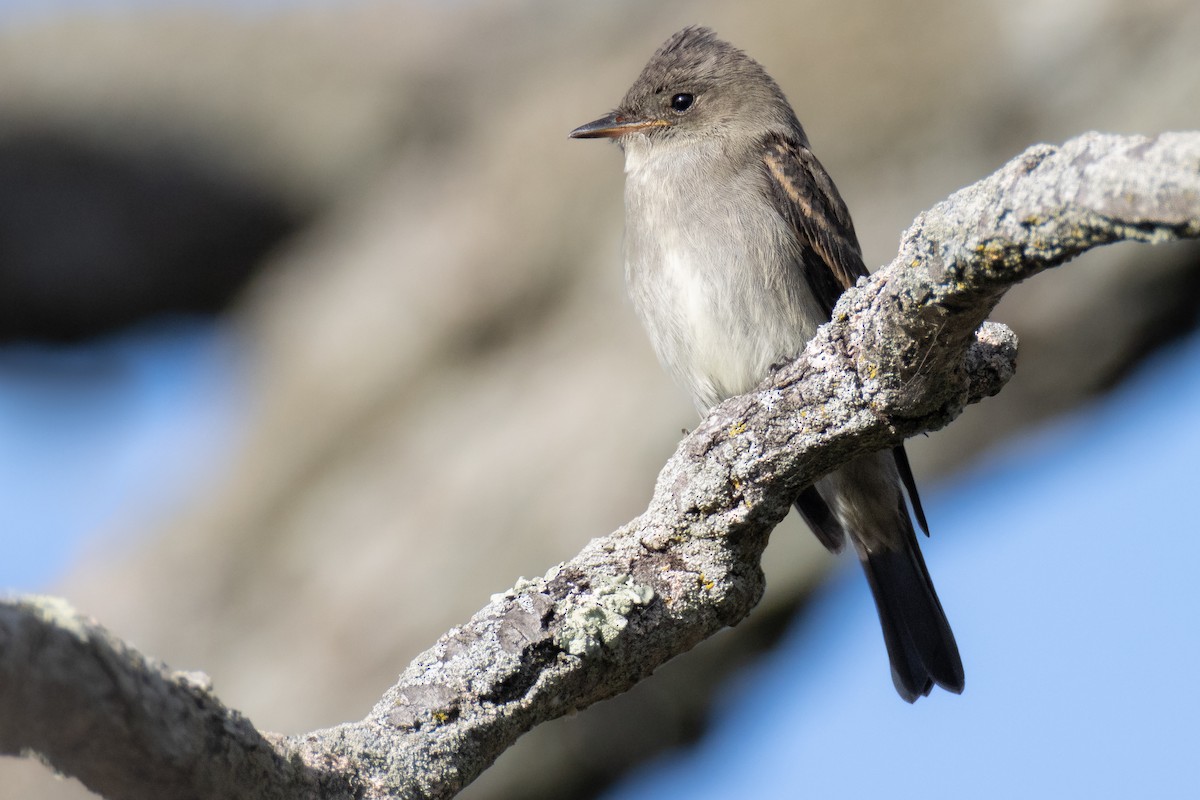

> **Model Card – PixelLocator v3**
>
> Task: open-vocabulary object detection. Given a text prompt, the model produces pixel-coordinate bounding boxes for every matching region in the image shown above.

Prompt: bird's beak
[569,112,669,139]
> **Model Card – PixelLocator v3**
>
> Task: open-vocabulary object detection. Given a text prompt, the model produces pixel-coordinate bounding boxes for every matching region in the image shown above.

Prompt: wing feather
[761,135,868,317]
[762,135,930,537]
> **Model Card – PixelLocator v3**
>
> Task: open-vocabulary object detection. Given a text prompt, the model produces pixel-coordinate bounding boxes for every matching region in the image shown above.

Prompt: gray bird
[570,26,963,702]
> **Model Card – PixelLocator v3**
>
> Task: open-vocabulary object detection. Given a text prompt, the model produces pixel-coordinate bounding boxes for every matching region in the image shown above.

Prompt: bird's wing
[761,134,868,317]
[762,134,929,535]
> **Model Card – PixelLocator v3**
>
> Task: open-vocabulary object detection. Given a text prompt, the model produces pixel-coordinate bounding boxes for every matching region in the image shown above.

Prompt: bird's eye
[669,93,694,113]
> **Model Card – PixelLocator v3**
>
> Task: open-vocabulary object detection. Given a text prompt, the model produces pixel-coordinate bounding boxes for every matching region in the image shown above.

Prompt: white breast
[620,137,826,412]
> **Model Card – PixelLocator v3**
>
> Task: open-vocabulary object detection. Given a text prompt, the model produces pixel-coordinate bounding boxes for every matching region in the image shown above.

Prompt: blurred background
[1,1,1198,798]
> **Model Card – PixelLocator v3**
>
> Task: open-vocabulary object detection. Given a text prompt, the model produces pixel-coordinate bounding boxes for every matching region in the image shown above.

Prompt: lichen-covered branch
[0,596,330,799]
[2,131,1198,800]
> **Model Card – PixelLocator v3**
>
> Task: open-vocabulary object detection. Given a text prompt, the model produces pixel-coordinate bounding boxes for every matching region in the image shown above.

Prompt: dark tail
[858,526,964,703]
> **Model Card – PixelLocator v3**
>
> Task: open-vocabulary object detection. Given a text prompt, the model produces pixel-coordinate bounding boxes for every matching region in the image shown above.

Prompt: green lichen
[555,575,655,657]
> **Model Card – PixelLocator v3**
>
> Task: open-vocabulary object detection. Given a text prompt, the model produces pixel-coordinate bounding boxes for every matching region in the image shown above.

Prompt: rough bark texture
[2,131,1198,799]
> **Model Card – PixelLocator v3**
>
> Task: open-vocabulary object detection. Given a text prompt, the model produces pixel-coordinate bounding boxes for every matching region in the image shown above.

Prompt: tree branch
[3,131,1198,799]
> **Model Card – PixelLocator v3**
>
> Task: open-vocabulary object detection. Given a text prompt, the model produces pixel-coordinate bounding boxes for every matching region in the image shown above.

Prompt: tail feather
[794,486,846,553]
[858,516,964,702]
[892,445,929,535]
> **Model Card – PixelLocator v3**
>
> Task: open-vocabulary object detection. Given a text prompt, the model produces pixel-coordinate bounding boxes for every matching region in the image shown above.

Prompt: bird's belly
[621,151,827,411]
[628,242,820,412]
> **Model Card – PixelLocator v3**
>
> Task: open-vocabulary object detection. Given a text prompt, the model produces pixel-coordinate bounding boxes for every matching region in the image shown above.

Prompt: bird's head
[569,26,804,149]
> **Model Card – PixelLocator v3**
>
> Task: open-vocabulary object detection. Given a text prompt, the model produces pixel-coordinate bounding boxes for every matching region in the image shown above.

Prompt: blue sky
[0,317,246,591]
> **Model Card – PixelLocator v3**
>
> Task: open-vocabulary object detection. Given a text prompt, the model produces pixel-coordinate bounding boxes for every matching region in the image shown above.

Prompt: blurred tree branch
[2,131,1198,800]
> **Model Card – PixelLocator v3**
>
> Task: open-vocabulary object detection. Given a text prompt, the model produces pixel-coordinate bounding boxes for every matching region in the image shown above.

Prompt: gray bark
[2,131,1198,799]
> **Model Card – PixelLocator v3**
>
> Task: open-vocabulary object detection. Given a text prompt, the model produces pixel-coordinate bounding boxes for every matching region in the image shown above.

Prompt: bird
[570,25,963,702]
